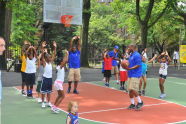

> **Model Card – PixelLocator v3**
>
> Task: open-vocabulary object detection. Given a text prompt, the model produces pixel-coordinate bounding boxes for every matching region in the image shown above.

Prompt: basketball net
[61,15,73,27]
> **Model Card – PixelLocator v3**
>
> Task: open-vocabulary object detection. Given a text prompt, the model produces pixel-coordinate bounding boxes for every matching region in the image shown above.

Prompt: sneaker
[27,93,33,98]
[142,90,145,96]
[120,87,123,90]
[41,102,46,108]
[46,102,53,107]
[37,98,42,103]
[21,90,27,96]
[138,91,142,96]
[67,87,71,93]
[135,101,144,110]
[73,89,79,94]
[51,106,60,114]
[127,104,136,110]
[105,83,109,87]
[159,94,166,99]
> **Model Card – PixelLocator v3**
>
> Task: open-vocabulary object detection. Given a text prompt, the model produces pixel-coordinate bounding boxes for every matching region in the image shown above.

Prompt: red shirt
[104,58,112,70]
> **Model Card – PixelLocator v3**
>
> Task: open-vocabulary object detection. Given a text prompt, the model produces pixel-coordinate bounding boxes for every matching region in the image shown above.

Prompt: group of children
[102,46,172,99]
[19,39,172,123]
[20,40,79,123]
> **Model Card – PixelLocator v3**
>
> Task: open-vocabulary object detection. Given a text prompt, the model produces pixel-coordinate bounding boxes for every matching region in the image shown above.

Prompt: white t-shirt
[159,62,168,75]
[43,63,52,78]
[55,66,65,82]
[173,51,179,60]
[142,51,148,60]
[25,57,37,73]
[120,59,127,71]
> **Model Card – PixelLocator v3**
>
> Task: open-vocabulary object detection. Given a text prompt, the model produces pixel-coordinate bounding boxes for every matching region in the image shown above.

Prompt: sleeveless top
[159,62,168,75]
[67,113,79,124]
[43,63,52,78]
[56,66,65,82]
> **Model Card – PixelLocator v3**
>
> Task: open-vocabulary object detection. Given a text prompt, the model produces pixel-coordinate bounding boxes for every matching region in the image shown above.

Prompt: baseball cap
[114,45,119,50]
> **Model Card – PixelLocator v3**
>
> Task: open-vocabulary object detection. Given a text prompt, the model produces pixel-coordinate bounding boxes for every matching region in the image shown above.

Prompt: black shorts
[174,59,178,64]
[21,72,27,83]
[159,74,167,79]
[41,77,53,94]
[25,73,35,85]
[104,70,111,78]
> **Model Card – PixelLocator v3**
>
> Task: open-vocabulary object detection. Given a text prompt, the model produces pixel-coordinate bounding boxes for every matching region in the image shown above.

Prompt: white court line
[168,120,186,124]
[86,82,186,108]
[12,83,186,124]
[79,102,169,115]
[12,87,114,124]
[147,78,186,86]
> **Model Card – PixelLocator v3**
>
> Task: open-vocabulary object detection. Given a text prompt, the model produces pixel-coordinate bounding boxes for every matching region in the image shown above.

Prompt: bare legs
[54,90,65,107]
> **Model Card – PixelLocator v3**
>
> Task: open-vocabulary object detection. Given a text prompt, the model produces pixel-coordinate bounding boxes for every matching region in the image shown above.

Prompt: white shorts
[54,80,64,91]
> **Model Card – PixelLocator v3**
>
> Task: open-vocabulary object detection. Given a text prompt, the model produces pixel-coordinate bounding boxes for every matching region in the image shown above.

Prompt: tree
[170,0,186,25]
[170,0,186,44]
[81,0,91,67]
[136,0,169,48]
[0,0,12,70]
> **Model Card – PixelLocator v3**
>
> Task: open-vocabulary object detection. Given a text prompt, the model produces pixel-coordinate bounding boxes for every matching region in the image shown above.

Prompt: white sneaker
[162,94,166,98]
[51,106,60,114]
[159,94,166,99]
[46,102,52,107]
[41,102,46,108]
[37,98,42,103]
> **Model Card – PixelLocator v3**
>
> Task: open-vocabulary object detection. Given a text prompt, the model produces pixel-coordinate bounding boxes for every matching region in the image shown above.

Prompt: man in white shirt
[173,50,179,68]
[0,37,6,101]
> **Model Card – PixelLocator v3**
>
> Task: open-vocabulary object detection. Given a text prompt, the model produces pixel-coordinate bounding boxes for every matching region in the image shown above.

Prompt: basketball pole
[80,25,83,49]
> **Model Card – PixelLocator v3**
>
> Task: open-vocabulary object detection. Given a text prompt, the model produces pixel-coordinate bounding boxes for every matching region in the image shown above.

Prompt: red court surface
[16,82,186,124]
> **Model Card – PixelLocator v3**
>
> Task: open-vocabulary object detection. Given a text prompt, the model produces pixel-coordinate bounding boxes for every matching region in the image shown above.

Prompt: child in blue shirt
[66,101,79,124]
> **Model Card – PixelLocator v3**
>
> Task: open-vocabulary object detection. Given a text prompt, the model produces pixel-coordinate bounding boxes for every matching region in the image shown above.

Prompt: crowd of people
[102,44,172,110]
[20,36,81,123]
[0,35,178,123]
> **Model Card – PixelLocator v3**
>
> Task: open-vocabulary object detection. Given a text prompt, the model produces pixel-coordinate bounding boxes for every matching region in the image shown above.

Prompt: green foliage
[8,0,41,45]
[88,0,183,52]
[88,0,128,48]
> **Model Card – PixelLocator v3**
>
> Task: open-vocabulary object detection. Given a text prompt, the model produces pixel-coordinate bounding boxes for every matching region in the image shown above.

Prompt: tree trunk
[81,0,91,67]
[0,1,6,37]
[141,24,148,49]
[0,1,8,70]
[184,18,186,45]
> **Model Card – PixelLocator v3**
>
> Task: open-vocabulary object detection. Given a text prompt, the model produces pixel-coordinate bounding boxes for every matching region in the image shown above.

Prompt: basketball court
[2,77,186,124]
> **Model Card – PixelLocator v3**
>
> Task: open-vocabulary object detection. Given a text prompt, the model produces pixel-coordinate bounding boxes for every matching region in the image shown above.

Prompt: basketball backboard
[43,0,83,25]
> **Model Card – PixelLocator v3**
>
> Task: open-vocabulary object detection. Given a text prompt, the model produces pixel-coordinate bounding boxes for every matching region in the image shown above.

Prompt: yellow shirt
[21,55,26,72]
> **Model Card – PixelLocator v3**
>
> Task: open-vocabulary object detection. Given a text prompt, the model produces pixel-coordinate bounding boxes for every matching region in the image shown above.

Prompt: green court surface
[2,77,186,124]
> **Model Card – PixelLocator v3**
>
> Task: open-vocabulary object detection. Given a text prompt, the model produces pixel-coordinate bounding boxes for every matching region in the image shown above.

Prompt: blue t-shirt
[128,51,142,78]
[142,62,147,75]
[67,113,79,124]
[68,50,81,69]
[108,51,118,66]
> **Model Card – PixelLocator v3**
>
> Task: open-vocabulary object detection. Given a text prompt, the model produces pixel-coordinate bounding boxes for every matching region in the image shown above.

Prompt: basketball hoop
[61,15,73,27]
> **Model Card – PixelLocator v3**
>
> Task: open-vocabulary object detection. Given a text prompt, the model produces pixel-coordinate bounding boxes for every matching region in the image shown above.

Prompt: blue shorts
[159,74,167,79]
[25,73,35,86]
[41,77,53,94]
